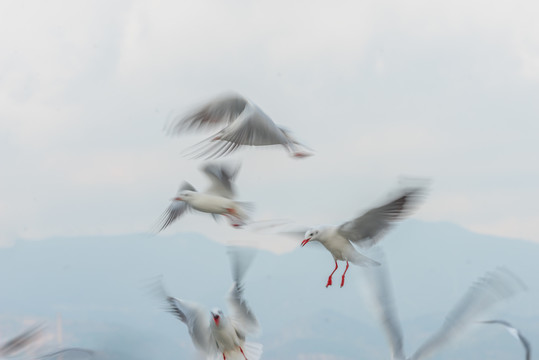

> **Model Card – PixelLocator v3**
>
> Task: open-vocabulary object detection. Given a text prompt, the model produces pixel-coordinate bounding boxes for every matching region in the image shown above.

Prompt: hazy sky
[1,0,538,247]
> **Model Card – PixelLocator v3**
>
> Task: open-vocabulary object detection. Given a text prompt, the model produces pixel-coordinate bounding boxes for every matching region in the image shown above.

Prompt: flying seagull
[289,186,425,288]
[481,320,531,360]
[362,250,526,360]
[156,246,262,360]
[167,93,311,159]
[155,162,252,231]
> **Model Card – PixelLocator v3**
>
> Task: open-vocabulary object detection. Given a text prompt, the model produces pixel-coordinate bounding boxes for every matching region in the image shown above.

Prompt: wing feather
[409,268,526,360]
[202,163,239,198]
[167,94,248,134]
[154,182,196,232]
[227,246,260,336]
[338,187,425,248]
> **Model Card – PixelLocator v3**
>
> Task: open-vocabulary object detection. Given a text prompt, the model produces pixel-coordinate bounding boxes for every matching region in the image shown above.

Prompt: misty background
[1,0,538,359]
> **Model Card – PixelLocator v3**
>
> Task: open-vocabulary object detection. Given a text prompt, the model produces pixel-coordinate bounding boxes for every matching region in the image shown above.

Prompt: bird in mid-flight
[156,162,252,231]
[156,246,262,360]
[296,186,425,288]
[167,93,312,159]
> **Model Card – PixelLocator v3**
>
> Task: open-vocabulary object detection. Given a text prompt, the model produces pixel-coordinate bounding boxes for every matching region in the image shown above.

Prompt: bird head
[173,190,195,202]
[210,308,223,327]
[301,228,320,247]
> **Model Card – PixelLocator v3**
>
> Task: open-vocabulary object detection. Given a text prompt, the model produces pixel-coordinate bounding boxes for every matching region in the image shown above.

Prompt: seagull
[156,246,262,360]
[481,320,531,360]
[167,93,311,159]
[0,323,44,357]
[156,162,252,231]
[362,250,526,360]
[294,186,425,288]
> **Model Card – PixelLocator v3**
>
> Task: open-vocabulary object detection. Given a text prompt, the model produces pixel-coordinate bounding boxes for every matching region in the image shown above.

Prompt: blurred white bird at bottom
[154,246,262,360]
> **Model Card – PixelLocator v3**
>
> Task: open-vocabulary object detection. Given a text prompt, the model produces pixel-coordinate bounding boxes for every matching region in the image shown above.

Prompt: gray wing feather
[154,281,215,354]
[362,249,405,360]
[202,162,239,198]
[338,187,425,248]
[154,182,196,232]
[0,323,44,357]
[167,94,248,134]
[409,268,526,360]
[185,105,299,159]
[227,246,260,336]
[227,282,260,336]
[481,320,531,360]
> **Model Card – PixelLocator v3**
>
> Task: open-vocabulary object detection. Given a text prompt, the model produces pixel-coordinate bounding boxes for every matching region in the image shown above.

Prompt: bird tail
[241,342,263,360]
[349,252,381,267]
[226,202,255,228]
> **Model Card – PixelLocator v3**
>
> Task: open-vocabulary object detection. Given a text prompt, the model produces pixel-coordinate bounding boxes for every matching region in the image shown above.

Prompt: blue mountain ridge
[0,220,536,359]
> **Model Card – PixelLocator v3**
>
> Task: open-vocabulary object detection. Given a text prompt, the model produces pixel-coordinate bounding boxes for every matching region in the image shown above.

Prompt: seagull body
[156,163,251,231]
[178,190,248,219]
[299,187,425,288]
[168,93,311,159]
[158,247,262,360]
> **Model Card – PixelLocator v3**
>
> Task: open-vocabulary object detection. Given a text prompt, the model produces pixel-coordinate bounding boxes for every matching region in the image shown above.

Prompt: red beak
[301,238,311,247]
[213,315,220,326]
[173,197,183,201]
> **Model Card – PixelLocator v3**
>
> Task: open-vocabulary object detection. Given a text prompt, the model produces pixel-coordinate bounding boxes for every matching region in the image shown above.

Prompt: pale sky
[1,0,538,247]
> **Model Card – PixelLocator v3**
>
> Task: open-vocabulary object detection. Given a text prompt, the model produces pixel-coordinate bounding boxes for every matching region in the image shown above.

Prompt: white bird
[362,250,526,360]
[157,246,262,360]
[156,162,252,231]
[296,187,425,288]
[481,320,531,360]
[0,323,44,358]
[167,93,312,159]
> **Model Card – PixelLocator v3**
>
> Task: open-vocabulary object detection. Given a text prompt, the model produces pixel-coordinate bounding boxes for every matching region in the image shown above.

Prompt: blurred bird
[167,93,311,159]
[481,320,530,360]
[156,246,262,360]
[0,323,44,357]
[362,250,527,360]
[289,186,425,288]
[155,162,252,232]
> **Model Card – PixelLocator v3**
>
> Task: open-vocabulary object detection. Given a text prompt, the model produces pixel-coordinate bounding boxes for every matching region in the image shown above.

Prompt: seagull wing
[409,268,526,360]
[0,323,44,357]
[202,162,239,198]
[186,104,297,159]
[481,320,531,360]
[337,187,425,248]
[362,249,405,360]
[166,296,216,353]
[167,94,248,134]
[227,246,260,336]
[154,182,196,232]
[227,282,260,337]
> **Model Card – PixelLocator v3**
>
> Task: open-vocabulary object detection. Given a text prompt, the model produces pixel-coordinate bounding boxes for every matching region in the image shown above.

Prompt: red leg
[326,260,339,288]
[223,353,226,360]
[340,261,350,288]
[239,346,248,360]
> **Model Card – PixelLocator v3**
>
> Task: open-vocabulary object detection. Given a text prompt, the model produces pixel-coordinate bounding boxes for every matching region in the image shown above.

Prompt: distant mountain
[0,220,536,359]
